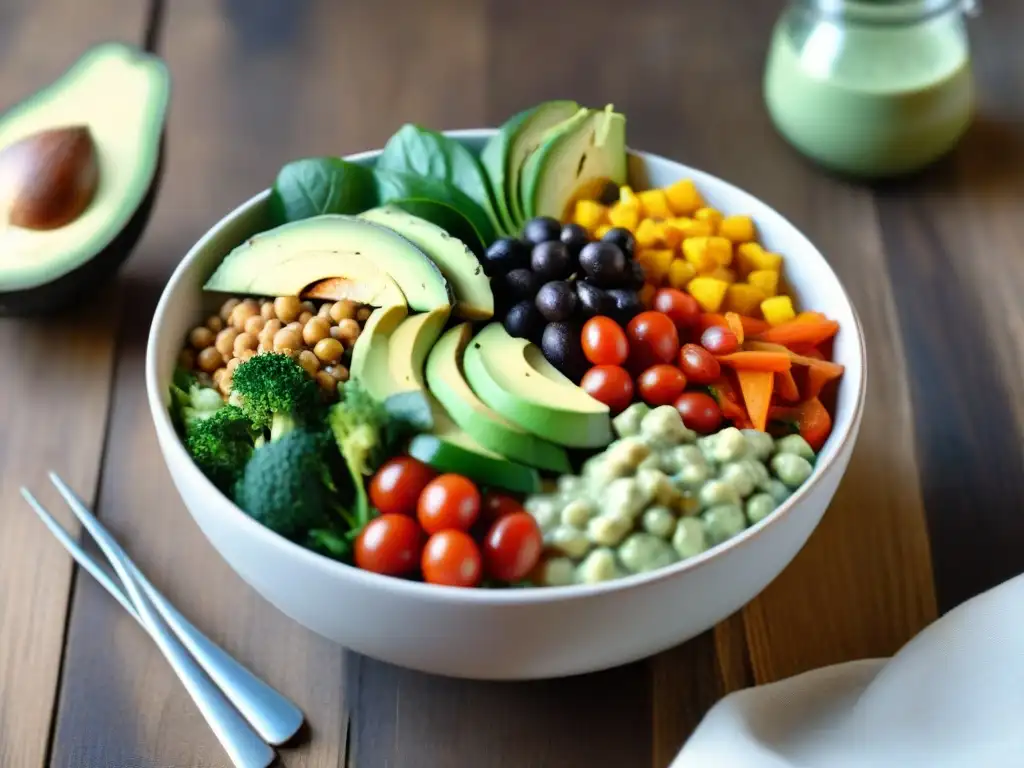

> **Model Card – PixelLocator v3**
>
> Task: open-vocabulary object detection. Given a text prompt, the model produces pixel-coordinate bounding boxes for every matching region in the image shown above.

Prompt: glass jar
[764,0,978,178]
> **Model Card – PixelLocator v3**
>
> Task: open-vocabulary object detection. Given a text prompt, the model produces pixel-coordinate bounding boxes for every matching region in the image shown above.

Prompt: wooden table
[1,0,1020,765]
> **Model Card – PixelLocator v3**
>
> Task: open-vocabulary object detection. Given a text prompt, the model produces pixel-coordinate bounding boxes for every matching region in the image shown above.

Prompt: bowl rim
[146,128,867,604]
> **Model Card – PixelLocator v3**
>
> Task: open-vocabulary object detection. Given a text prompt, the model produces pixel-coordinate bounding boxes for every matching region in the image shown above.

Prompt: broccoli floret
[170,367,224,434]
[230,353,321,440]
[185,405,259,491]
[233,428,333,539]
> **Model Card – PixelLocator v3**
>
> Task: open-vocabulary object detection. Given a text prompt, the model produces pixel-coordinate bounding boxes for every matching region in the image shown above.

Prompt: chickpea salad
[170,99,846,589]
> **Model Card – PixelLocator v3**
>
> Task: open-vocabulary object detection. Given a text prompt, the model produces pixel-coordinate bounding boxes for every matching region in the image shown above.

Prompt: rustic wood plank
[0,3,146,766]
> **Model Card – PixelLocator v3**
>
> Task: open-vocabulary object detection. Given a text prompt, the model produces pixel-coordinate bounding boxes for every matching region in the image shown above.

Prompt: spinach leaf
[374,168,496,249]
[269,157,377,224]
[376,124,508,238]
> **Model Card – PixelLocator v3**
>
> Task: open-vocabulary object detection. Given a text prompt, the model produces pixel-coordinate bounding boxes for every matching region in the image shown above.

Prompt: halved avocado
[463,323,612,449]
[350,306,450,401]
[0,43,169,316]
[426,323,571,473]
[204,214,453,312]
[358,206,493,320]
[520,105,627,222]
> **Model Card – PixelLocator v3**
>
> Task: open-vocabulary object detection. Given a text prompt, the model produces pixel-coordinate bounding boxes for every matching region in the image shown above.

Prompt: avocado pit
[0,125,99,231]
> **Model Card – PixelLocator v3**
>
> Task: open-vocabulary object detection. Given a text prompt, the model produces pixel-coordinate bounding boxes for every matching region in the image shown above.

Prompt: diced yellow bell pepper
[687,277,730,312]
[619,185,642,212]
[637,189,672,220]
[736,243,783,276]
[638,282,657,308]
[667,217,714,239]
[761,295,796,326]
[694,207,723,233]
[594,224,614,240]
[725,283,766,316]
[664,179,704,216]
[668,258,697,289]
[747,269,779,296]
[607,201,640,231]
[706,266,736,283]
[635,218,662,248]
[659,222,683,250]
[719,215,756,244]
[573,200,608,231]
[640,248,675,284]
[683,236,732,272]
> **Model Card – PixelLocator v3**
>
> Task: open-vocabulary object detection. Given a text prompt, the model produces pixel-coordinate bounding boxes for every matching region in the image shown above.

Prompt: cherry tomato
[653,288,701,332]
[637,364,688,406]
[674,392,723,434]
[700,325,739,355]
[679,343,721,384]
[479,491,524,527]
[422,530,483,587]
[355,514,423,576]
[580,365,634,413]
[369,456,437,516]
[581,316,629,366]
[626,311,679,371]
[417,474,481,534]
[482,512,543,583]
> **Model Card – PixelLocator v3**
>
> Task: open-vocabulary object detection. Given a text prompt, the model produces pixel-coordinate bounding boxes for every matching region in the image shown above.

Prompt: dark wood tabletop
[1,0,1021,765]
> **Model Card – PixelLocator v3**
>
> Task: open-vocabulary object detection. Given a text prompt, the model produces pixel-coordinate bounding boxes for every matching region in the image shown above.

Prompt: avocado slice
[0,43,169,316]
[480,101,580,232]
[520,105,627,222]
[350,306,450,401]
[348,304,409,398]
[463,323,612,449]
[204,214,454,311]
[426,323,571,473]
[358,206,493,320]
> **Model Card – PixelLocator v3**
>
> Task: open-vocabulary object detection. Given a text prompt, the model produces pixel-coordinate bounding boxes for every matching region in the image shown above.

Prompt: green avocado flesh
[0,42,169,294]
[357,206,493,320]
[520,105,627,222]
[426,323,571,473]
[463,323,612,449]
[204,214,453,312]
[350,306,450,401]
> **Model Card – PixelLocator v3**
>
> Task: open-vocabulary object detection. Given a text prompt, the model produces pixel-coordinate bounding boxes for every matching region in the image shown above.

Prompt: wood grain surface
[0,0,1020,766]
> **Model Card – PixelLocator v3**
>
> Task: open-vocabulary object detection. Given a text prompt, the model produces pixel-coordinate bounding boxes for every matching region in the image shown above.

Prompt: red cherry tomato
[653,288,701,332]
[637,364,688,406]
[626,311,679,371]
[479,491,524,527]
[581,316,629,366]
[679,343,721,384]
[417,474,481,534]
[700,325,739,355]
[580,365,635,413]
[482,512,543,583]
[422,530,483,587]
[674,392,723,434]
[355,514,423,576]
[369,456,437,516]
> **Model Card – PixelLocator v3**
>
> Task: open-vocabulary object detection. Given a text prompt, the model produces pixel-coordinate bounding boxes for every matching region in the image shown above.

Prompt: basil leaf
[269,157,377,224]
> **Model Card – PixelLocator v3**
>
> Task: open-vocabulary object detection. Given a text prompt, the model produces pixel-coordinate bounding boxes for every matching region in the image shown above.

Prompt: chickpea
[297,350,321,376]
[230,301,258,330]
[334,318,361,347]
[330,299,358,323]
[244,315,265,335]
[301,300,315,312]
[233,332,257,357]
[314,337,344,364]
[317,302,333,320]
[325,364,349,382]
[206,315,224,333]
[197,346,223,373]
[215,327,239,357]
[212,368,227,387]
[260,301,276,320]
[178,348,196,370]
[356,307,371,322]
[316,371,338,393]
[285,321,302,334]
[298,310,314,325]
[219,297,240,322]
[302,317,330,346]
[189,326,215,350]
[274,296,301,324]
[226,357,242,374]
[239,349,257,362]
[218,371,233,396]
[329,326,346,341]
[274,327,303,352]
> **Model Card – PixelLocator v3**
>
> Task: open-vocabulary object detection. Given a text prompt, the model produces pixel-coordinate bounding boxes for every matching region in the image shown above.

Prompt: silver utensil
[21,473,304,768]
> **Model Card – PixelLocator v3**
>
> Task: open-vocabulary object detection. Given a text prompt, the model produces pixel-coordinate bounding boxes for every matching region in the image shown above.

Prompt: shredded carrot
[776,369,800,401]
[724,312,745,344]
[745,340,844,398]
[737,370,774,432]
[752,316,840,348]
[738,315,770,336]
[770,397,832,450]
[709,375,749,425]
[716,351,792,373]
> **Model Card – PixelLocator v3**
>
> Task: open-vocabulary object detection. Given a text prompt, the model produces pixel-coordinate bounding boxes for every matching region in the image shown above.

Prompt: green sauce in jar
[764,0,976,178]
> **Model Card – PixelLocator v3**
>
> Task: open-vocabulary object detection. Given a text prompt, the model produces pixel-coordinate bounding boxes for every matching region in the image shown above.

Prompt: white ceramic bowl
[146,130,866,680]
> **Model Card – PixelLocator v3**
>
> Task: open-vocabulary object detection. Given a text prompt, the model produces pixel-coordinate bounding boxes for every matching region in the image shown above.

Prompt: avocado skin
[0,140,165,317]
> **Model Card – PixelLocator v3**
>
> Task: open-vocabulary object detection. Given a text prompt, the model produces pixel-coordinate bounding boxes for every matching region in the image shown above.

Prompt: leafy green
[377,124,508,237]
[269,157,377,224]
[305,527,353,562]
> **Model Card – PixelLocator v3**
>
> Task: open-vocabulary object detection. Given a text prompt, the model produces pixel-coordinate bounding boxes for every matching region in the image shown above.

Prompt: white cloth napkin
[671,572,1024,768]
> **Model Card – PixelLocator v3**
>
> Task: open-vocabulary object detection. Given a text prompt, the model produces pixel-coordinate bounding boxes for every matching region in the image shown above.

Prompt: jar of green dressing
[764,0,979,178]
